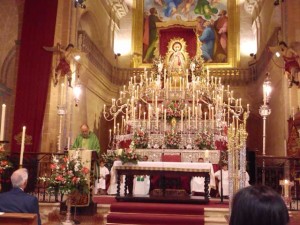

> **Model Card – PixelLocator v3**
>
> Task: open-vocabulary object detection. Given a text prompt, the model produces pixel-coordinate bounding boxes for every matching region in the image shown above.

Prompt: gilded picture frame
[131,0,240,69]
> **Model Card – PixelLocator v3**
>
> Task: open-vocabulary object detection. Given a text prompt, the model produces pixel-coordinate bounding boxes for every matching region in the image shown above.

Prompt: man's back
[0,188,41,225]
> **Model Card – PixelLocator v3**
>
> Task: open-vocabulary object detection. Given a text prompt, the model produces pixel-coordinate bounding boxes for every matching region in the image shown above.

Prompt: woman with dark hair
[230,185,289,225]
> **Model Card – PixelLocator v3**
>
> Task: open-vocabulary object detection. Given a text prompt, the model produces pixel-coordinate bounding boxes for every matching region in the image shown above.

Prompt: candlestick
[0,104,6,141]
[20,126,26,166]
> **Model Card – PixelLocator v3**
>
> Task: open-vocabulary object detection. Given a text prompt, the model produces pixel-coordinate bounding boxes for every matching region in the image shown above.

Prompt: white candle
[188,107,191,130]
[204,112,207,130]
[247,104,250,113]
[139,104,141,120]
[0,104,6,141]
[121,116,124,134]
[148,105,151,129]
[181,110,183,132]
[164,109,167,132]
[20,126,26,166]
[109,129,112,141]
[192,95,195,117]
[195,107,198,129]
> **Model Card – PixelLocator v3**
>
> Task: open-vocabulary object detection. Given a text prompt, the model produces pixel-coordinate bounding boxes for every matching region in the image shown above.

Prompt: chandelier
[103,57,249,150]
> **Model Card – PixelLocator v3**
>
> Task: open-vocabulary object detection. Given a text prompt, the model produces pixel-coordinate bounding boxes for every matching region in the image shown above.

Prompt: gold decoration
[14,132,32,145]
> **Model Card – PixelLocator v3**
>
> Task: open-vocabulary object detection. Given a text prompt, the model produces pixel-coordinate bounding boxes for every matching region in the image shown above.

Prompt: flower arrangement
[166,101,185,121]
[101,151,118,171]
[0,145,12,174]
[133,129,149,149]
[164,131,181,149]
[39,154,89,195]
[194,132,215,150]
[119,141,142,165]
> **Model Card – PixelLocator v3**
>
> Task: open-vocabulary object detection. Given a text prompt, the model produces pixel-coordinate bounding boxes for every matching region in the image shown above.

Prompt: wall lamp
[250,53,256,59]
[75,0,86,9]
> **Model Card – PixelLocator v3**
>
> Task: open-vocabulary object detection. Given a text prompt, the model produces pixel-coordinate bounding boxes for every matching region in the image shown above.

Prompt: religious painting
[132,0,239,68]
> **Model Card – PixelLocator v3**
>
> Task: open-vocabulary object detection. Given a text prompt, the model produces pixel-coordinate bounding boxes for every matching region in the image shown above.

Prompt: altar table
[111,161,215,202]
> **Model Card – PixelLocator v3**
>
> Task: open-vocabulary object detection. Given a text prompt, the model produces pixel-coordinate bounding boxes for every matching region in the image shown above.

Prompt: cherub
[44,43,82,88]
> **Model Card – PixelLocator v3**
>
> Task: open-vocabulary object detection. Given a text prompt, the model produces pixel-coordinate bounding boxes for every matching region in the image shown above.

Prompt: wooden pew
[0,213,38,225]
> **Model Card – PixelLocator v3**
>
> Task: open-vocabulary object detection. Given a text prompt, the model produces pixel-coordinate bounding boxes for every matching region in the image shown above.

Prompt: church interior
[1,0,300,224]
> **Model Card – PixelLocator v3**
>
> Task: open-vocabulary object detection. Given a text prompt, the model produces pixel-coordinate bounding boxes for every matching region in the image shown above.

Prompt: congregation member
[0,168,41,225]
[230,185,289,225]
[72,123,100,152]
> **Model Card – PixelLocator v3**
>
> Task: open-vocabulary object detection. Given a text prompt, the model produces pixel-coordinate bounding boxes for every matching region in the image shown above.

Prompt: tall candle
[188,107,191,130]
[121,116,124,134]
[204,112,207,130]
[19,126,26,166]
[195,107,198,129]
[164,109,167,132]
[139,104,141,120]
[148,105,151,129]
[109,129,112,142]
[0,104,6,141]
[192,95,195,117]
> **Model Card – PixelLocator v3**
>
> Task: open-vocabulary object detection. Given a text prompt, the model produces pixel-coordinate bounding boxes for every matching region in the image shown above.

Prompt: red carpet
[106,202,209,225]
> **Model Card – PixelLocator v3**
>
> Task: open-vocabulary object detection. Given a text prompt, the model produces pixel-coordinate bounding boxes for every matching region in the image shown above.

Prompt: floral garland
[39,154,89,195]
[166,100,185,121]
[194,132,215,150]
[164,131,181,149]
[0,145,12,174]
[133,129,149,149]
[119,141,142,165]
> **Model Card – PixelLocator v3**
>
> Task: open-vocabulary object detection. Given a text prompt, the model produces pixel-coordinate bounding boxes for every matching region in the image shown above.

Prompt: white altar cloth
[110,161,215,194]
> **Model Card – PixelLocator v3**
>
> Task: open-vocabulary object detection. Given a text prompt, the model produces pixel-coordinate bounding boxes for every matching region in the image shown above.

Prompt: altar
[110,161,215,203]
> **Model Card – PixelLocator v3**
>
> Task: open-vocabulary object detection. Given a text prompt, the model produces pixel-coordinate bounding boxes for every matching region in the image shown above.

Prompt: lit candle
[156,108,159,130]
[126,108,128,122]
[139,104,141,120]
[0,104,6,141]
[292,107,295,120]
[247,104,250,113]
[195,107,198,129]
[117,123,120,135]
[148,105,151,129]
[181,110,183,132]
[19,126,26,166]
[192,95,195,117]
[109,129,112,141]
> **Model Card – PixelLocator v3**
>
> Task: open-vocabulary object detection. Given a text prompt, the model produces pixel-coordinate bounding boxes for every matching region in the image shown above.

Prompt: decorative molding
[244,0,258,15]
[105,0,129,20]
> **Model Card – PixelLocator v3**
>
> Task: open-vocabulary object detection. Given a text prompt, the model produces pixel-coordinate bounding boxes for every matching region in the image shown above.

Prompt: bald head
[80,124,90,138]
[11,168,28,189]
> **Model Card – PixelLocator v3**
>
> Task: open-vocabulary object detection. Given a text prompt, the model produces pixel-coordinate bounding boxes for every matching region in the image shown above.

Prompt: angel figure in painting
[44,43,81,88]
[279,41,300,88]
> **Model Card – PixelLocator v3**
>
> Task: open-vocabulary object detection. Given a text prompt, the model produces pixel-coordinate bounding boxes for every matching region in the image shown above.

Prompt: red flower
[50,164,56,169]
[55,175,64,181]
[81,167,89,174]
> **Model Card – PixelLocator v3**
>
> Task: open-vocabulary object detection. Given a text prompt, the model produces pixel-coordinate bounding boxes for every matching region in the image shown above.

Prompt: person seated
[95,159,109,195]
[190,157,205,196]
[229,185,289,225]
[0,168,41,225]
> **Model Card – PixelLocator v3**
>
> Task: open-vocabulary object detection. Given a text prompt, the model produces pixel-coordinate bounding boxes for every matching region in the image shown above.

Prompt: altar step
[106,202,228,225]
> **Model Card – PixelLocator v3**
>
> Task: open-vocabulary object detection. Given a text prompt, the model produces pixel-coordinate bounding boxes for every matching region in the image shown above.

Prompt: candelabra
[259,73,272,185]
[103,56,249,150]
[227,111,248,209]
